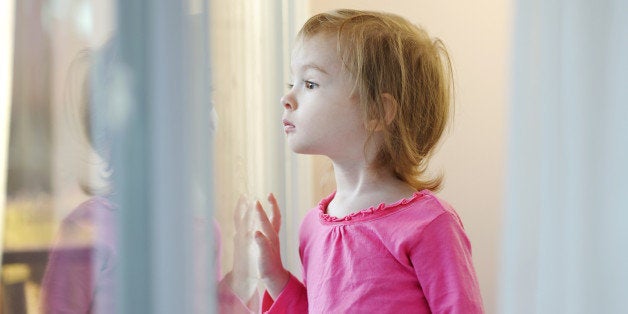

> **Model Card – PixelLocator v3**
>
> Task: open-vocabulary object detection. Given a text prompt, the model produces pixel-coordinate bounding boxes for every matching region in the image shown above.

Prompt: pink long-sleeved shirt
[262,190,484,313]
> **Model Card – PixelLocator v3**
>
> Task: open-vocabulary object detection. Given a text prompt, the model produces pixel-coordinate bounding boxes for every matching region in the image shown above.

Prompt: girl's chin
[286,140,314,155]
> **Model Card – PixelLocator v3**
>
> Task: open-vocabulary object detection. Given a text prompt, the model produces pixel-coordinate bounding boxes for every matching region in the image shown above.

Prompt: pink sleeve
[216,276,260,314]
[41,246,95,314]
[40,212,100,314]
[410,213,484,314]
[261,273,308,313]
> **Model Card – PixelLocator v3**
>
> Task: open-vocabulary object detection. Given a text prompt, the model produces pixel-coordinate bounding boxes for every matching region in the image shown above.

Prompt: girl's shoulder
[399,190,464,227]
[64,196,116,223]
[56,196,118,250]
[386,191,468,246]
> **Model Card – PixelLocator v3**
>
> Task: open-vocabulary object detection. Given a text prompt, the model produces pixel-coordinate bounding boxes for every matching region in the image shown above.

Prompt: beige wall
[305,1,511,313]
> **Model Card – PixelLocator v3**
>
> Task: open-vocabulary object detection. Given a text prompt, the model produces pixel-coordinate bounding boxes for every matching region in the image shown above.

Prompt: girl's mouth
[282,119,295,133]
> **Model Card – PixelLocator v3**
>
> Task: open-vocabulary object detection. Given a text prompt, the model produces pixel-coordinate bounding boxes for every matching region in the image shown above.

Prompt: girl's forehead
[294,33,336,53]
[290,34,340,73]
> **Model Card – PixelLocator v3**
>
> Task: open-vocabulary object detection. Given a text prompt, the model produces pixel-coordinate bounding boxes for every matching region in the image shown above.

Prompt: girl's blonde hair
[298,9,454,191]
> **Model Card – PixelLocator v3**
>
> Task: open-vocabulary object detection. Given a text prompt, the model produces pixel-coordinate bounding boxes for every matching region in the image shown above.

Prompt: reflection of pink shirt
[41,197,118,314]
[41,197,255,313]
[263,190,484,313]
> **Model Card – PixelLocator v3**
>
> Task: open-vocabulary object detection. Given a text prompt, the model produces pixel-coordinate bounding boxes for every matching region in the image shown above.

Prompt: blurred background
[1,0,626,313]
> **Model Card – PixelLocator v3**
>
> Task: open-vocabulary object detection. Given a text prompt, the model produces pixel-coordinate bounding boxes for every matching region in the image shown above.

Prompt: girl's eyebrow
[301,63,329,75]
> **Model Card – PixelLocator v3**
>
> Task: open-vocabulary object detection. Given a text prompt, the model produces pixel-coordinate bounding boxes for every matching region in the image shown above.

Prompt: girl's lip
[282,119,295,132]
[282,119,294,127]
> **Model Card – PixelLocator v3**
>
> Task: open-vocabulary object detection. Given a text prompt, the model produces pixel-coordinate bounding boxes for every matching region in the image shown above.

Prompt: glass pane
[1,0,218,312]
[2,0,301,313]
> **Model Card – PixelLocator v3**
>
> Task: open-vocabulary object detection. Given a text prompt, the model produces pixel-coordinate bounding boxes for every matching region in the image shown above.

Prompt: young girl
[243,9,484,313]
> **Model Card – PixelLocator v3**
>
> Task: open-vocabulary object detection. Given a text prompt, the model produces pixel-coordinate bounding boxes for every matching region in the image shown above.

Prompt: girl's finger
[254,201,279,244]
[254,231,269,250]
[267,193,281,233]
[254,231,278,263]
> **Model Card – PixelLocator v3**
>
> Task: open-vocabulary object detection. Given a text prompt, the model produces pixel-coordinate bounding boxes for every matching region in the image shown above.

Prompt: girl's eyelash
[304,80,318,89]
[286,81,319,89]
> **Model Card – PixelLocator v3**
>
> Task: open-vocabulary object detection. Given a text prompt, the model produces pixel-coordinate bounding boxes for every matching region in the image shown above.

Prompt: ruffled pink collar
[318,190,429,224]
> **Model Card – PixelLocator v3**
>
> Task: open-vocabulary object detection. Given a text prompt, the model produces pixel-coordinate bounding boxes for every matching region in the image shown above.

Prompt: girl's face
[281,34,371,162]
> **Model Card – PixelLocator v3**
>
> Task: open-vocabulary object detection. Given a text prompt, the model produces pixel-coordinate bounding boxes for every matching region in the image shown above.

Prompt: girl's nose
[281,93,297,111]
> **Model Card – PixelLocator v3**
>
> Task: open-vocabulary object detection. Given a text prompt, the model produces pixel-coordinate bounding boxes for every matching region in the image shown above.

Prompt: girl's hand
[253,193,290,299]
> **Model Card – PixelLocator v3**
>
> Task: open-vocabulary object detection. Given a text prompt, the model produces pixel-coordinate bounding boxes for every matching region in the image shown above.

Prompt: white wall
[502,1,628,313]
[305,1,511,313]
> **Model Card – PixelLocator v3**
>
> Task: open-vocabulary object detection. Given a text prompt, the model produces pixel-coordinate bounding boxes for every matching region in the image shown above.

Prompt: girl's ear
[366,93,398,131]
[381,93,398,126]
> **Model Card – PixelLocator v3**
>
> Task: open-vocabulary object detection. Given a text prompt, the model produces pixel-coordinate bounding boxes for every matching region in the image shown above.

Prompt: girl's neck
[332,159,381,196]
[328,159,416,218]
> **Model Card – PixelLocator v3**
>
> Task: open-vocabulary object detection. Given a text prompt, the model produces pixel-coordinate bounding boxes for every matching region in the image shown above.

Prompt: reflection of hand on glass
[218,196,260,312]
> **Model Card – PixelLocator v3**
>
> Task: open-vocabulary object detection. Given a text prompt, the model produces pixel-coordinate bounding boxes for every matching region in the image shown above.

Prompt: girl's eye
[304,81,318,89]
[287,83,294,89]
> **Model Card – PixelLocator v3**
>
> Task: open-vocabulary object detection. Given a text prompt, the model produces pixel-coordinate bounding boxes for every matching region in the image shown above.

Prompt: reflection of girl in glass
[40,43,119,313]
[40,40,259,314]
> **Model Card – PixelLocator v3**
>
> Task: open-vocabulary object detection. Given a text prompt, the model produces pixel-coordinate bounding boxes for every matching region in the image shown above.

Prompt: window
[0,0,314,312]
